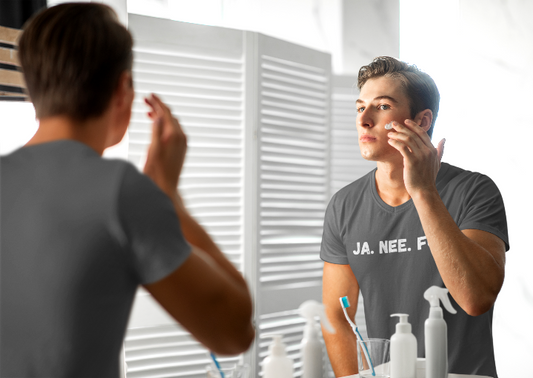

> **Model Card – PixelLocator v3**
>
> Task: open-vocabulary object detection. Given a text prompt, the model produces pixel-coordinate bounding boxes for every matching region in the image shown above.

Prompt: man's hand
[387,119,445,198]
[143,94,187,197]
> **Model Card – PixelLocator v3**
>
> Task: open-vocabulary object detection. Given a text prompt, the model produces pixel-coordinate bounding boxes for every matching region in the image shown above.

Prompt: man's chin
[360,150,377,161]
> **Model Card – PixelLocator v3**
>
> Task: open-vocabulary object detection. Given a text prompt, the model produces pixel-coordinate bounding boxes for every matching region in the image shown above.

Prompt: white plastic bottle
[299,300,336,378]
[261,334,294,378]
[424,286,457,378]
[390,313,417,378]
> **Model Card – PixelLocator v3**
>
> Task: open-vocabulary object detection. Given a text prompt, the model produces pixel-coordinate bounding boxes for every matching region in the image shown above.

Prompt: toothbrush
[339,296,375,376]
[210,352,225,378]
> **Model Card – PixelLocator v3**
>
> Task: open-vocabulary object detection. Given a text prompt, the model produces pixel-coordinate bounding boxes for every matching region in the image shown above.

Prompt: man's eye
[378,104,390,110]
[356,107,365,113]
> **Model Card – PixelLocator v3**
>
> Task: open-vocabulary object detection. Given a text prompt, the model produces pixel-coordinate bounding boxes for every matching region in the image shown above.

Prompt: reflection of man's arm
[387,120,506,316]
[322,262,360,376]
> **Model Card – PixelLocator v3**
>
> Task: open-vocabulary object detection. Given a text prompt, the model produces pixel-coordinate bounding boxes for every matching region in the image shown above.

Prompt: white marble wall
[401,1,533,377]
[342,0,400,75]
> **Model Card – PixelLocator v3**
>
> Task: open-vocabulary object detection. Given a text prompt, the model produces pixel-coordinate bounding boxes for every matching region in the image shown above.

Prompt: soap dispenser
[261,334,293,378]
[299,300,336,378]
[390,313,417,378]
[424,286,457,378]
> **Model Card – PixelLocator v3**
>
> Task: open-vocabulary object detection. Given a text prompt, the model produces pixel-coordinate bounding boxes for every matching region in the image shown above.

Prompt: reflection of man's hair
[358,56,440,138]
[18,3,133,122]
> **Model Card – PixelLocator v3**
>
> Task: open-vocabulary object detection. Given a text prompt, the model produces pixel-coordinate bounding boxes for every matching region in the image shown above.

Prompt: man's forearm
[323,321,359,376]
[411,189,505,315]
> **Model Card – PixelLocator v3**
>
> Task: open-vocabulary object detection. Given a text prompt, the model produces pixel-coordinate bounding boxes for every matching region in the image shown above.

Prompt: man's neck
[26,114,111,156]
[374,161,411,207]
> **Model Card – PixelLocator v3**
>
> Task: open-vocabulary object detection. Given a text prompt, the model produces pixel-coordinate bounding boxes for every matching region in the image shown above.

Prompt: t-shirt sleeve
[320,194,349,264]
[117,164,192,284]
[457,173,510,251]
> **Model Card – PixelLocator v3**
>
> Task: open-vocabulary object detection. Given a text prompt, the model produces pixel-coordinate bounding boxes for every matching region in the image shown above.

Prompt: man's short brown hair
[18,3,133,121]
[358,56,440,138]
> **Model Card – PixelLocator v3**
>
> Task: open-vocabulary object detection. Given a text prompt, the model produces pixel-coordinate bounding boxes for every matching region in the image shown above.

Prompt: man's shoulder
[438,162,500,193]
[1,140,142,189]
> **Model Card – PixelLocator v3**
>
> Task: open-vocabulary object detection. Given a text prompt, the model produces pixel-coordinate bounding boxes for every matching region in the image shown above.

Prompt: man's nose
[357,109,374,128]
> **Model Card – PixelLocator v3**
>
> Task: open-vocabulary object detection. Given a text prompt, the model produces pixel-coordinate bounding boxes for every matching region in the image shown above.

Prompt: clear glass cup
[205,362,250,378]
[357,338,391,378]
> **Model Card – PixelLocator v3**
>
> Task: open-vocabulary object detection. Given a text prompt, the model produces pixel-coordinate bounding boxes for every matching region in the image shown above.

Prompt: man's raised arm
[142,94,255,355]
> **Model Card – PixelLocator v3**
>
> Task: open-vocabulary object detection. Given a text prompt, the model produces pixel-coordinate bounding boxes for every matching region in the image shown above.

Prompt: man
[321,56,508,377]
[0,3,254,376]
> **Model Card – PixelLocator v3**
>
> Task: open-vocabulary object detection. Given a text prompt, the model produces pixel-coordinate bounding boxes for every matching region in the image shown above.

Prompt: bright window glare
[0,102,38,155]
[127,0,223,26]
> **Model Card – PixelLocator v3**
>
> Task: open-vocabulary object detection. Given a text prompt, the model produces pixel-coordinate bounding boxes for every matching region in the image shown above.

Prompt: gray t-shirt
[321,163,509,377]
[1,140,191,377]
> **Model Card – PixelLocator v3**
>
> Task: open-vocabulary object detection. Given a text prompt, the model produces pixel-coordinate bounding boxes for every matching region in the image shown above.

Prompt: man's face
[356,76,412,162]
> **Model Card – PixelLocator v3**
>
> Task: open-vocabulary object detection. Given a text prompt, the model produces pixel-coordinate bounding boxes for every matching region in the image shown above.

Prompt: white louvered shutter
[123,15,344,378]
[330,75,376,340]
[124,14,246,377]
[253,34,331,377]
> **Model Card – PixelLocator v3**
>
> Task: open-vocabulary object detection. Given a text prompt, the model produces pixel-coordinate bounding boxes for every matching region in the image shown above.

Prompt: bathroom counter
[340,359,492,378]
[341,374,493,378]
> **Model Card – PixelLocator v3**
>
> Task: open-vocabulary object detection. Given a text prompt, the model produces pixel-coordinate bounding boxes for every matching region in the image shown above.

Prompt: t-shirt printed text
[352,236,427,255]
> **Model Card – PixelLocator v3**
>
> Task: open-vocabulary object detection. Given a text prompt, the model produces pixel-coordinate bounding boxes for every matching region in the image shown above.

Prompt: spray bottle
[424,286,457,378]
[261,334,293,378]
[299,300,336,378]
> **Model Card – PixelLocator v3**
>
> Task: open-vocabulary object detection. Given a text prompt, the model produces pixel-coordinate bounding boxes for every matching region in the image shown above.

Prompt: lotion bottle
[299,300,336,378]
[261,334,293,378]
[390,313,417,378]
[424,286,457,378]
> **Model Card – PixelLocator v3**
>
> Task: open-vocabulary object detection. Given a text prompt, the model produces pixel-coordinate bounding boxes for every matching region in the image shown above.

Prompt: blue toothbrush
[339,296,375,376]
[210,352,225,378]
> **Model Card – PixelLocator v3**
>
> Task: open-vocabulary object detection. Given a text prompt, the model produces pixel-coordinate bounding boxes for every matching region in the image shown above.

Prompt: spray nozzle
[299,300,336,334]
[423,286,457,314]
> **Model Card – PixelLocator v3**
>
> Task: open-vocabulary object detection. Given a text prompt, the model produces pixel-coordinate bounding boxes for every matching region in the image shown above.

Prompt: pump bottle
[424,286,457,378]
[299,300,336,378]
[390,313,417,378]
[261,334,293,378]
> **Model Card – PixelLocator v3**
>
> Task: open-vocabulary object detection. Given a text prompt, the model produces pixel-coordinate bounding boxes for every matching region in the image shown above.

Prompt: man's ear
[115,71,134,107]
[106,71,134,148]
[415,109,433,132]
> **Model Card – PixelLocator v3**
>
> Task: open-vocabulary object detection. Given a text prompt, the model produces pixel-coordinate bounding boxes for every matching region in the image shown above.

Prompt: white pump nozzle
[390,313,412,333]
[424,286,457,314]
[261,334,287,357]
[299,300,336,334]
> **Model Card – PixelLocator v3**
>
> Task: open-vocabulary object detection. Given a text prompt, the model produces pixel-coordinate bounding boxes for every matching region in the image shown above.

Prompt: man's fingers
[145,94,169,120]
[401,119,433,148]
[388,122,425,154]
[388,138,413,160]
[437,138,446,162]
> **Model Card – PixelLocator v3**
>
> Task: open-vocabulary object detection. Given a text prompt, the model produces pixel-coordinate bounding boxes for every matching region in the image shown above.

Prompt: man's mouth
[359,135,377,142]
